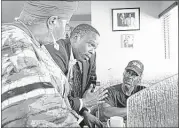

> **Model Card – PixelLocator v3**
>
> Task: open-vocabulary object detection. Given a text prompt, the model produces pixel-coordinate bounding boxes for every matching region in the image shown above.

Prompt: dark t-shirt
[105,84,146,108]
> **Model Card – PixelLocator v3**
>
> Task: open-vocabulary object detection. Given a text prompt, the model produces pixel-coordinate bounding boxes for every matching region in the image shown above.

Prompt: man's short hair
[70,24,100,38]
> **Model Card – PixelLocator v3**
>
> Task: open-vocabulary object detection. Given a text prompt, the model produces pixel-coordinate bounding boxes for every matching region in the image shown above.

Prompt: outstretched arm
[102,103,127,118]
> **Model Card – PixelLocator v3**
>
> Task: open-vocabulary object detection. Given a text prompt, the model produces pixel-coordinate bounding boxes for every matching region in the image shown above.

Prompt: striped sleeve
[1,25,47,108]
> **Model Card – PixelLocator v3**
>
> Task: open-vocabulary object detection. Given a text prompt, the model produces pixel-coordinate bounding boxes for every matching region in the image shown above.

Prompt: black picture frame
[112,8,140,31]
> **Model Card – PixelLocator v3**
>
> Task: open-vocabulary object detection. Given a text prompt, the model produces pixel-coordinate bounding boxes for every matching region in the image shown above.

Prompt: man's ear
[47,16,58,30]
[71,34,81,44]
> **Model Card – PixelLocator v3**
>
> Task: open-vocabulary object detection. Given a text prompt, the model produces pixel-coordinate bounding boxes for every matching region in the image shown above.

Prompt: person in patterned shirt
[1,1,81,127]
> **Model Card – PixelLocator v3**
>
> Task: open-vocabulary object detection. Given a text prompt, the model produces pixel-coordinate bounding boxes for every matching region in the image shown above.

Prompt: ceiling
[75,1,91,14]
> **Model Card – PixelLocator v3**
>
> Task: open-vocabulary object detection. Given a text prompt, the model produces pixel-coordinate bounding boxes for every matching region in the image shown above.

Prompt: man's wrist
[82,98,87,108]
[82,109,89,115]
[79,99,83,111]
[79,107,89,115]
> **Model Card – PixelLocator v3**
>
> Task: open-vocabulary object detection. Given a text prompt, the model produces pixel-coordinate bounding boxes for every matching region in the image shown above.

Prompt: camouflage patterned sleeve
[2,25,40,84]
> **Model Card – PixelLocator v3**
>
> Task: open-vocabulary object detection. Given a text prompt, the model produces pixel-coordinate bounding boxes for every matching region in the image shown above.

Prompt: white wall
[167,6,178,70]
[70,21,91,27]
[91,1,178,82]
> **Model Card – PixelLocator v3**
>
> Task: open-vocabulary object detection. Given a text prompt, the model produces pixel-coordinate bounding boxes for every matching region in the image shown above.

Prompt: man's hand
[90,105,98,115]
[82,84,108,108]
[82,111,104,128]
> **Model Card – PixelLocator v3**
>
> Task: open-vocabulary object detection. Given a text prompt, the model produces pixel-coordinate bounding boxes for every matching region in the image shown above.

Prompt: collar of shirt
[69,48,82,73]
[69,47,77,65]
[67,48,83,88]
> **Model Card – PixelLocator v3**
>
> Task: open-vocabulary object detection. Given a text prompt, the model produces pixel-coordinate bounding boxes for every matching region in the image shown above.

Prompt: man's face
[73,32,100,61]
[41,18,67,45]
[53,19,67,40]
[123,69,141,88]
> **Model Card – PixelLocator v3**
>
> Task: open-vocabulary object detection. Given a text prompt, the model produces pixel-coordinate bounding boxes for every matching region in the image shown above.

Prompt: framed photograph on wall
[112,8,140,31]
[121,34,134,48]
[65,24,74,39]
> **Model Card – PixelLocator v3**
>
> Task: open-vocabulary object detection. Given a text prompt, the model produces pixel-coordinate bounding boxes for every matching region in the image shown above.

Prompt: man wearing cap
[99,60,146,123]
[1,1,82,127]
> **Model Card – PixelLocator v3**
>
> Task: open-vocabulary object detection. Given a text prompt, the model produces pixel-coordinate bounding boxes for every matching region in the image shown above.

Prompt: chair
[127,74,178,127]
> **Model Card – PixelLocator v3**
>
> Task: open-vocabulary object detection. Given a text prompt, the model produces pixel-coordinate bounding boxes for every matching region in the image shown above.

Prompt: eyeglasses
[124,69,139,77]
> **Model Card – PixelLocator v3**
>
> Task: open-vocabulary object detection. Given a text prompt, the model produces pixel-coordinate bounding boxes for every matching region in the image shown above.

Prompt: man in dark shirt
[45,24,107,128]
[100,60,146,122]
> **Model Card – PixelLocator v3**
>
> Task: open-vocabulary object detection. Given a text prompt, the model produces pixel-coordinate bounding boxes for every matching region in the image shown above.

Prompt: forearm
[82,96,100,108]
[103,107,127,118]
[68,95,81,113]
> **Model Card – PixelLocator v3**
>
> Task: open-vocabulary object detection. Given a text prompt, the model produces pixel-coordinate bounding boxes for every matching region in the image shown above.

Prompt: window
[160,3,178,59]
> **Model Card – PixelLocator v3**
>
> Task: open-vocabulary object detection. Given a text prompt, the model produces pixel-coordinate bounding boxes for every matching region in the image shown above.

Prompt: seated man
[100,60,146,124]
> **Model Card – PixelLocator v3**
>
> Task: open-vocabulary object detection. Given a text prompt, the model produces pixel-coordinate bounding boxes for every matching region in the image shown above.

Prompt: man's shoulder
[56,38,71,55]
[107,83,122,92]
[2,23,26,35]
[136,85,146,92]
[56,38,71,47]
[2,24,31,47]
[2,24,25,37]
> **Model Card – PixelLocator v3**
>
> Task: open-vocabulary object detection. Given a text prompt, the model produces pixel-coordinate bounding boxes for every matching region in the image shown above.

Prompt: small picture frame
[112,8,140,31]
[65,24,74,39]
[121,34,134,48]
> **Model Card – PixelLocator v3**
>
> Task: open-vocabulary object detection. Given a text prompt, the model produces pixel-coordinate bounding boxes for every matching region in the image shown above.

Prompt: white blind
[161,5,178,59]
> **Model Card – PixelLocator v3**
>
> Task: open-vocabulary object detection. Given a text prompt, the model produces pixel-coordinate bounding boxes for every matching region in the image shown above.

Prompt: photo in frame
[112,8,140,31]
[65,24,74,39]
[121,34,134,48]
